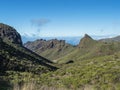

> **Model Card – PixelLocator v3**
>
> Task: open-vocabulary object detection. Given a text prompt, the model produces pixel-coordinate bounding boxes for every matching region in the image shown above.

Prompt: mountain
[24,39,75,61]
[0,23,57,75]
[22,35,114,45]
[0,23,22,45]
[24,34,120,63]
[100,35,120,42]
[22,36,82,45]
[78,34,97,48]
[57,34,120,63]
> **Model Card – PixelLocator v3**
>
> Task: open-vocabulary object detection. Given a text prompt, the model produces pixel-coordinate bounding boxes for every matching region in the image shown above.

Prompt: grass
[0,39,57,74]
[37,53,120,89]
[57,41,120,64]
[2,52,120,90]
[13,82,36,90]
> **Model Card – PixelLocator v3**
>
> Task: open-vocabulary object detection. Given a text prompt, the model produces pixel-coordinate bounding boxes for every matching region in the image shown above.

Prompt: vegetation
[1,52,120,90]
[24,39,75,61]
[1,23,120,90]
[0,39,57,74]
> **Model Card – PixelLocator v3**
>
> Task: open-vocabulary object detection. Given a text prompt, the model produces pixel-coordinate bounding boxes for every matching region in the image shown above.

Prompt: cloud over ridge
[31,18,50,27]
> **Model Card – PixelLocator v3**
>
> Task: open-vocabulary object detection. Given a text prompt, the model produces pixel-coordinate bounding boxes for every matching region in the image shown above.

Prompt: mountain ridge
[24,38,75,60]
[100,35,120,42]
[0,23,57,74]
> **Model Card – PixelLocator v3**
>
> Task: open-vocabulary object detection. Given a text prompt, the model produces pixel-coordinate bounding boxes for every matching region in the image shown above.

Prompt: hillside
[57,34,120,64]
[30,34,120,90]
[38,52,120,90]
[0,23,57,75]
[0,23,58,90]
[24,34,120,64]
[24,39,75,61]
[18,34,120,90]
[100,35,120,42]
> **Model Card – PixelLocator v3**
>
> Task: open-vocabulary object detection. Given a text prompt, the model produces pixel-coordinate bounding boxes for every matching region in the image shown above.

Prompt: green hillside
[0,23,57,90]
[1,23,120,90]
[0,39,56,74]
[57,34,120,64]
[19,34,120,90]
[24,39,75,61]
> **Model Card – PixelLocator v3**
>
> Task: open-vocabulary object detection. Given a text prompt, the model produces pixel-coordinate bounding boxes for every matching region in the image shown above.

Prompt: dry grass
[13,82,67,90]
[13,82,95,90]
[13,82,36,90]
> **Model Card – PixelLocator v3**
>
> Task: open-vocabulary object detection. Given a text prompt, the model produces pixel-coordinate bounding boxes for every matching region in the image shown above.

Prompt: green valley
[0,23,120,90]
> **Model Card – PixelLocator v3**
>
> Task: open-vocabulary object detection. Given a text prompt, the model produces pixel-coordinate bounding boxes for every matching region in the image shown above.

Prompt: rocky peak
[78,34,95,48]
[84,34,92,39]
[24,39,66,52]
[0,23,22,45]
[48,39,65,48]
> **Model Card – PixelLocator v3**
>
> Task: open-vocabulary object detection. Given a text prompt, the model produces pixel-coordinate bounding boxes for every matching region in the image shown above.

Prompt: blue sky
[0,0,120,37]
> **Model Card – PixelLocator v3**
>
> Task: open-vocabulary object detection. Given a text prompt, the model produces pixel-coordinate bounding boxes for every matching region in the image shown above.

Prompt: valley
[0,23,120,90]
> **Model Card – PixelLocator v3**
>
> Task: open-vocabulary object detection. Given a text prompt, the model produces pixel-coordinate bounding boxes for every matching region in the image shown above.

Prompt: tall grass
[13,82,67,90]
[13,82,36,90]
[13,82,95,90]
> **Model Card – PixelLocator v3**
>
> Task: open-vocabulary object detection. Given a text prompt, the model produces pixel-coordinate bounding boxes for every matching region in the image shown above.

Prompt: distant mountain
[78,34,97,48]
[100,35,120,42]
[57,34,120,63]
[24,34,120,63]
[24,39,75,61]
[22,36,82,45]
[0,23,56,74]
[22,35,116,45]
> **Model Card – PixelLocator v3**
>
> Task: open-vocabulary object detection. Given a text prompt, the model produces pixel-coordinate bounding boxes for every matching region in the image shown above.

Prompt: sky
[0,0,120,38]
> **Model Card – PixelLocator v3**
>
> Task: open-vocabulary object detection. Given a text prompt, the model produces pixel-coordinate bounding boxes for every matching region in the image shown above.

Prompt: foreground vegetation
[1,51,120,90]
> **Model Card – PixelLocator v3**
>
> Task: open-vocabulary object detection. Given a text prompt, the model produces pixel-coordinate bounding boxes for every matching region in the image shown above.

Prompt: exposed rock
[24,39,74,60]
[0,23,22,45]
[24,39,66,52]
[84,34,93,39]
[78,34,96,48]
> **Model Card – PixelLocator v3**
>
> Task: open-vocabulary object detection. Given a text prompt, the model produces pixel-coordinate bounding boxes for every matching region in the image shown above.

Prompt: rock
[0,23,22,45]
[24,39,66,51]
[78,34,95,48]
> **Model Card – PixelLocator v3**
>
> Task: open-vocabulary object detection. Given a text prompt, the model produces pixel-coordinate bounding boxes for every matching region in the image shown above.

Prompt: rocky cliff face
[0,23,22,45]
[24,39,66,52]
[24,39,75,60]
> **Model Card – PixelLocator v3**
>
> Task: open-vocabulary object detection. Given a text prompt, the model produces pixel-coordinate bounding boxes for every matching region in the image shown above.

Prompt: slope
[100,35,120,42]
[24,39,75,61]
[34,35,120,89]
[0,23,57,75]
[57,34,120,63]
[38,51,120,90]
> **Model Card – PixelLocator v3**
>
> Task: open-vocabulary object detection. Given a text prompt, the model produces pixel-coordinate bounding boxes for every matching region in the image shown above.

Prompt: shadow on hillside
[0,79,12,90]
